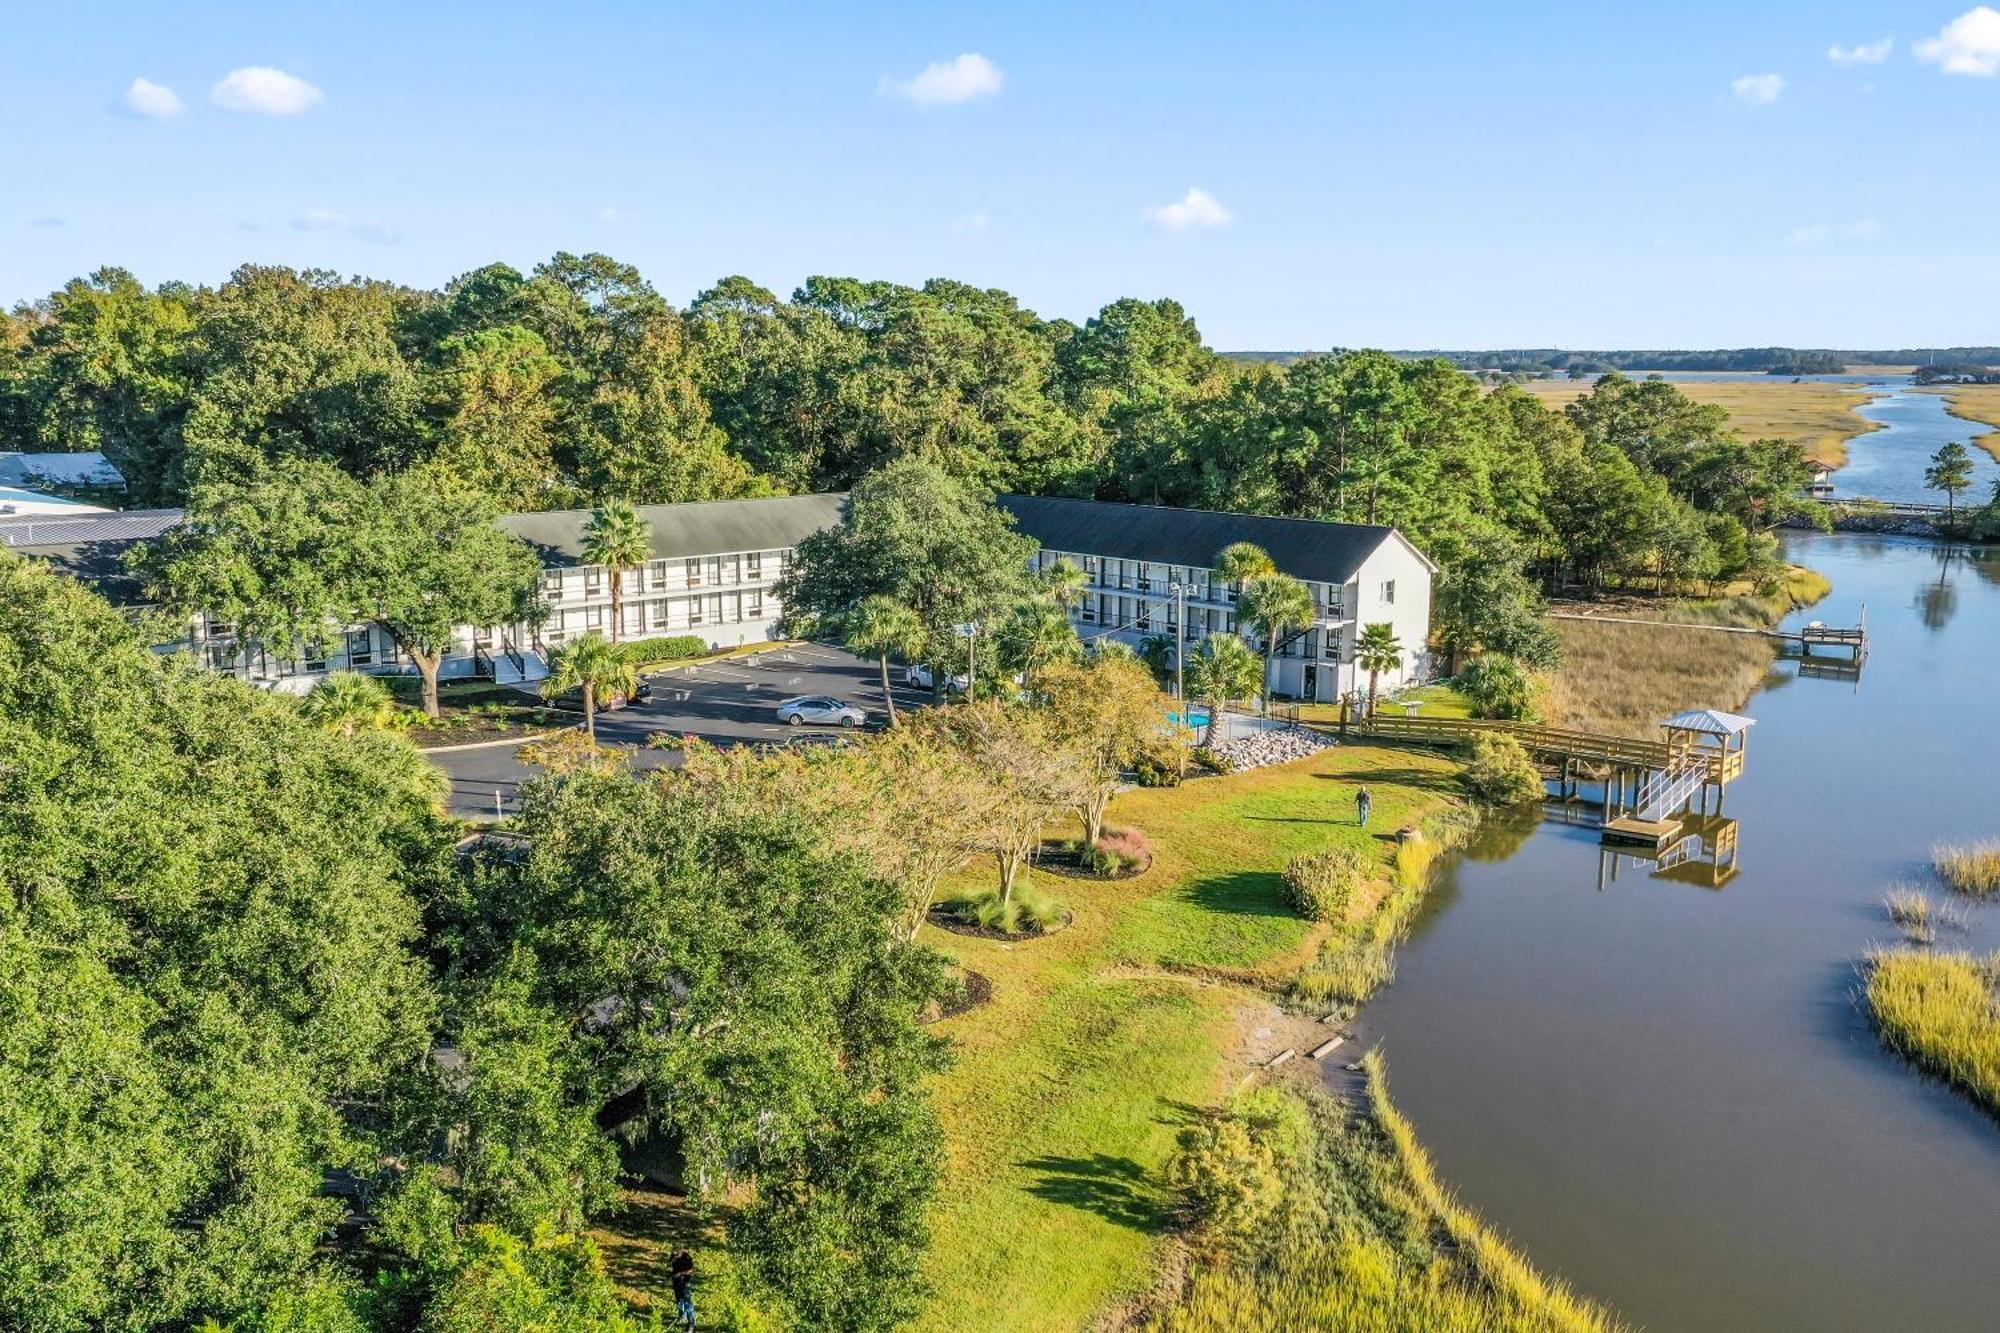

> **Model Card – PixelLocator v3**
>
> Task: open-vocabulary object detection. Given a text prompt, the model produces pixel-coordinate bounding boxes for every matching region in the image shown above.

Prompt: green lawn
[914,744,1464,1332]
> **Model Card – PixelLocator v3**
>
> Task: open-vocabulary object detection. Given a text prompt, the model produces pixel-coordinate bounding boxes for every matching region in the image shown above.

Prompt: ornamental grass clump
[1091,826,1152,876]
[1933,841,2000,897]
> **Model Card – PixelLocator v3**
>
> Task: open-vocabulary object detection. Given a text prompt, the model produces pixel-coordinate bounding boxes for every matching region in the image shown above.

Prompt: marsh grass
[1933,841,2000,897]
[1545,566,1828,739]
[1521,377,1880,466]
[1885,886,1936,944]
[1863,949,2000,1115]
[1921,383,2000,462]
[1146,1061,1627,1333]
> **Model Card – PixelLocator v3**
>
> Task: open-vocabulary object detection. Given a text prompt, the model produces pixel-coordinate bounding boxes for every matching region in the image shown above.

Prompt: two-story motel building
[2,492,1433,704]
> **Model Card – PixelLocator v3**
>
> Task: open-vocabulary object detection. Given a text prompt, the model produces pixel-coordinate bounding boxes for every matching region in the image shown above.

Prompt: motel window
[650,560,668,591]
[584,568,603,596]
[1380,580,1395,606]
[1324,629,1342,659]
[688,597,705,626]
[746,552,762,580]
[301,640,327,673]
[345,629,374,666]
[585,606,603,629]
[650,601,668,630]
[685,557,703,587]
[541,570,563,600]
[746,590,764,619]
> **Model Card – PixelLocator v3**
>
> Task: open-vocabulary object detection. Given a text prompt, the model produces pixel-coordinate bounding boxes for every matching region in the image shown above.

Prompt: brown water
[1352,533,2000,1333]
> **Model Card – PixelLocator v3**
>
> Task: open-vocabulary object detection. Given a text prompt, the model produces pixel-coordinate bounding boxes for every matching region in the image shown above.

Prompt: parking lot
[434,642,935,819]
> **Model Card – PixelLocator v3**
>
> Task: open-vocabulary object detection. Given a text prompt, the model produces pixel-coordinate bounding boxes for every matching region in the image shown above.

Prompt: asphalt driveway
[431,642,935,819]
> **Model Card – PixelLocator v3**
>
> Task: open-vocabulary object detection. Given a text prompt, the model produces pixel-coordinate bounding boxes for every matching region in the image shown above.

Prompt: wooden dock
[1548,608,1870,668]
[1347,708,1754,848]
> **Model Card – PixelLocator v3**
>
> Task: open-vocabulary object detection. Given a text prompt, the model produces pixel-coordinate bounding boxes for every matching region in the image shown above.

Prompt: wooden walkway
[1346,714,1674,770]
[1548,610,1868,659]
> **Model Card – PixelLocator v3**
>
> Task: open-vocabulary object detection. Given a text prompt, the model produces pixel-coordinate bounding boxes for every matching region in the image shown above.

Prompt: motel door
[1303,664,1318,701]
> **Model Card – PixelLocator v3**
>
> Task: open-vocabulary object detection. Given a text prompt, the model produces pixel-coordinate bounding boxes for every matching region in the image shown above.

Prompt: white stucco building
[7,490,1433,703]
[999,496,1435,703]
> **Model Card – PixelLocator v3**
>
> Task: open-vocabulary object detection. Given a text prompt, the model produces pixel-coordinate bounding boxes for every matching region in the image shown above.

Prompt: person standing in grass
[1356,785,1373,828]
[670,1250,696,1330]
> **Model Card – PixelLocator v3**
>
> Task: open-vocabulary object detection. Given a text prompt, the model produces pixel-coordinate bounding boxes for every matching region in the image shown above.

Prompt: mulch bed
[924,905,1074,942]
[926,969,995,1023]
[1030,840,1153,881]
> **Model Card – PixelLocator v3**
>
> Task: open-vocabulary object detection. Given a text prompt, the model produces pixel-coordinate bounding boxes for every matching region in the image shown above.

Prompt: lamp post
[1169,581,1190,702]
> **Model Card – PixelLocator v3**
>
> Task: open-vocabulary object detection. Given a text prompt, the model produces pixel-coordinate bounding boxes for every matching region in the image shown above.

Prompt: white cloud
[1145,186,1233,231]
[1917,6,2000,75]
[292,208,400,245]
[1786,218,1881,244]
[121,77,184,117]
[1827,38,1893,66]
[1731,72,1785,106]
[212,66,324,115]
[954,211,990,233]
[595,205,624,224]
[880,53,1003,107]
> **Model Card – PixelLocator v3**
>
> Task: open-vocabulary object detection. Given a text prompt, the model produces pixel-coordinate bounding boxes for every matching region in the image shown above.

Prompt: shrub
[1282,844,1369,923]
[1132,736,1190,787]
[1163,1089,1313,1256]
[1457,654,1540,721]
[1933,840,2000,896]
[1190,746,1234,775]
[1091,826,1152,875]
[1460,733,1543,807]
[614,634,709,668]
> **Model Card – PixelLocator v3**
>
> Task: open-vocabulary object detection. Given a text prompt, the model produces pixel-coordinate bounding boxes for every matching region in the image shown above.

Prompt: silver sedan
[774,695,867,728]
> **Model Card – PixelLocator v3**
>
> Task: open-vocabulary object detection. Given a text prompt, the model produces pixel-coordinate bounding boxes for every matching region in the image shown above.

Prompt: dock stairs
[1350,706,1755,850]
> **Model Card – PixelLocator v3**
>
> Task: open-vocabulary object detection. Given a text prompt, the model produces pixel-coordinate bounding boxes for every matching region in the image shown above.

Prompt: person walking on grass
[1356,785,1372,829]
[670,1250,696,1331]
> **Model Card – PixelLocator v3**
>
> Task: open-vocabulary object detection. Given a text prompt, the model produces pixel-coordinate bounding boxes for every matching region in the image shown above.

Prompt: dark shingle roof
[496,494,849,567]
[0,508,185,605]
[998,495,1422,585]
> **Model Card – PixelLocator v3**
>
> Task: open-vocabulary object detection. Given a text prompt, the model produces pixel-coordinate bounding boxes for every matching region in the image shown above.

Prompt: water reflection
[1597,814,1741,891]
[1359,532,2000,1333]
[1916,546,1960,631]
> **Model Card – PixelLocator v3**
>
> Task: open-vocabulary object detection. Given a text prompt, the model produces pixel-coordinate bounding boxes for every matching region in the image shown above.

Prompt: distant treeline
[1231,348,2000,376]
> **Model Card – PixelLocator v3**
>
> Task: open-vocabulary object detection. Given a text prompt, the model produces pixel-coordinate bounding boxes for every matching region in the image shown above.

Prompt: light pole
[1169,581,1189,702]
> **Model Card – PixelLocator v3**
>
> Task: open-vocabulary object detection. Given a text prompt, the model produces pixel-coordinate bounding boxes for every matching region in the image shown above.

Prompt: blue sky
[5,2,2000,348]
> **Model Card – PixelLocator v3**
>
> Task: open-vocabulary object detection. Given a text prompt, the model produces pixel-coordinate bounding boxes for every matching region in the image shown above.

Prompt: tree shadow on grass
[1183,870,1293,918]
[1317,765,1464,795]
[1020,1153,1167,1232]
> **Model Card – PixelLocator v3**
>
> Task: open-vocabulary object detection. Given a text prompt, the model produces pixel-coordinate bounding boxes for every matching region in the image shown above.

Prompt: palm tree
[541,631,636,742]
[1184,633,1263,746]
[302,670,397,738]
[999,598,1082,690]
[1235,573,1317,706]
[1040,556,1089,611]
[845,594,925,724]
[1214,541,1276,589]
[1354,622,1404,718]
[581,499,653,643]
